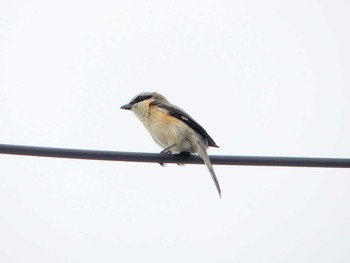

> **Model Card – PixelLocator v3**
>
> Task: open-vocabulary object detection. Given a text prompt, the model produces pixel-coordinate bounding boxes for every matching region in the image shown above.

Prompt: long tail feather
[196,143,221,198]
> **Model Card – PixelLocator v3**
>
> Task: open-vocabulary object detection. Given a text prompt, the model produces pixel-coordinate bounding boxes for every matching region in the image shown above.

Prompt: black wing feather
[156,103,219,148]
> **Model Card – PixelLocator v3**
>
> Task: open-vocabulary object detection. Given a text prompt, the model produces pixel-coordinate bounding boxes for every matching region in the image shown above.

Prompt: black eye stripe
[131,95,153,104]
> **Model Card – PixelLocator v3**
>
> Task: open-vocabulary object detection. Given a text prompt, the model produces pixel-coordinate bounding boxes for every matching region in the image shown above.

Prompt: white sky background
[1,0,350,262]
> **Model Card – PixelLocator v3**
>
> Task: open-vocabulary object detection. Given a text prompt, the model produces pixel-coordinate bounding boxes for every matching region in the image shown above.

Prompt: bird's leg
[159,144,176,167]
[160,144,176,155]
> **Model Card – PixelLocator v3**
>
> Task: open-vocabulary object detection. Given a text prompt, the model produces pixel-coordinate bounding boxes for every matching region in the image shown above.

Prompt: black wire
[0,143,350,168]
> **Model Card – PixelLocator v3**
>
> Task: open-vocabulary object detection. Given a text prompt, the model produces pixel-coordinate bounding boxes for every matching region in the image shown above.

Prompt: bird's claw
[176,152,190,166]
[159,149,174,167]
[158,150,190,167]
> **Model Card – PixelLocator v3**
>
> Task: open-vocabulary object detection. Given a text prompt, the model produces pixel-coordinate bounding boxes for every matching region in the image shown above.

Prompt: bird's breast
[146,110,194,152]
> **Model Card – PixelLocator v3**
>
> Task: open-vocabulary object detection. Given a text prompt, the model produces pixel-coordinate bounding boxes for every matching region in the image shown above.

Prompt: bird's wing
[156,102,219,148]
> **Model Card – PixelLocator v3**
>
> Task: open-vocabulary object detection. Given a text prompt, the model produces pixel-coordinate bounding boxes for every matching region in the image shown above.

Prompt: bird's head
[121,92,168,120]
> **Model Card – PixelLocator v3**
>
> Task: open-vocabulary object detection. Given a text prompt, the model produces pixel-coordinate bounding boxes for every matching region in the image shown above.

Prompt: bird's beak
[120,103,133,110]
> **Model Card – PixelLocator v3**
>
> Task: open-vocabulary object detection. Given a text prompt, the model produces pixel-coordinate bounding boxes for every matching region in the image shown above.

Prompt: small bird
[121,92,221,197]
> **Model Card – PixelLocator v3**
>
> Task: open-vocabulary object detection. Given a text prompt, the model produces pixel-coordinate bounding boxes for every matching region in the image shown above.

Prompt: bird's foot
[160,149,174,155]
[176,151,191,166]
[159,148,174,167]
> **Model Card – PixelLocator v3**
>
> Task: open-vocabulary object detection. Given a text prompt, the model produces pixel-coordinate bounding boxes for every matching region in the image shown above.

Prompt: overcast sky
[1,0,350,262]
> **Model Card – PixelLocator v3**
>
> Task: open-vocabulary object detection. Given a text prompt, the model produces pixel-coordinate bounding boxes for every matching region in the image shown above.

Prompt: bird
[121,92,221,197]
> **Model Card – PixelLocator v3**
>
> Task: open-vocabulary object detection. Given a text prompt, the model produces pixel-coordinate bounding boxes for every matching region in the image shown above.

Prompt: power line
[1,144,350,168]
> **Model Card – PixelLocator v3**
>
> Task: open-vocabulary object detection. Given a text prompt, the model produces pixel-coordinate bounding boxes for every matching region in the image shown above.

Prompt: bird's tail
[196,142,221,198]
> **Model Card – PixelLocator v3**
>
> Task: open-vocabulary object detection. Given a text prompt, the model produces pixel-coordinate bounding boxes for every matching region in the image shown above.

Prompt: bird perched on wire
[121,92,221,197]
